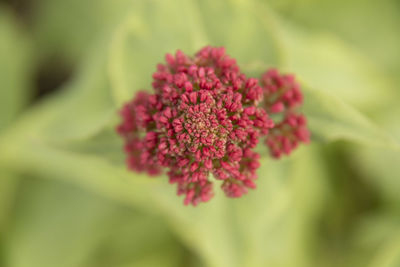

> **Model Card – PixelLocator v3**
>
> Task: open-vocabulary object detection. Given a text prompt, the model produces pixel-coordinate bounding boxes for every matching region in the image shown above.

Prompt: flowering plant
[1,0,399,266]
[117,46,310,205]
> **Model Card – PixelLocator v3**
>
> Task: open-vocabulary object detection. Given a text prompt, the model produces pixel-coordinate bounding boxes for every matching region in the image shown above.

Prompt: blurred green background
[1,0,400,266]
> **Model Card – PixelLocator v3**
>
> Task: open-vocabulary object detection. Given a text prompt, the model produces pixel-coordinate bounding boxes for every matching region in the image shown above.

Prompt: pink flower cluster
[260,69,310,158]
[117,46,309,205]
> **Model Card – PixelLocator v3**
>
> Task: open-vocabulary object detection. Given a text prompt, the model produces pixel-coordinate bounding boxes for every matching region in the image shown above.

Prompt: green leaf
[5,178,185,267]
[195,0,282,67]
[0,172,20,233]
[349,107,400,203]
[0,40,116,144]
[0,137,156,211]
[0,7,33,131]
[368,235,400,267]
[280,23,395,111]
[266,0,400,80]
[353,147,400,203]
[32,0,137,63]
[303,86,399,149]
[350,214,400,267]
[251,3,396,111]
[86,212,188,267]
[6,179,120,267]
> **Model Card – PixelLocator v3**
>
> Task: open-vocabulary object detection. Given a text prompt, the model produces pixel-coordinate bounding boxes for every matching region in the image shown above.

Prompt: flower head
[260,68,310,158]
[265,112,310,158]
[260,68,303,113]
[117,46,274,205]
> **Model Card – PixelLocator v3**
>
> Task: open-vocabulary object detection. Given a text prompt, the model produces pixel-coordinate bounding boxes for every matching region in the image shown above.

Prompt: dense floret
[117,46,274,205]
